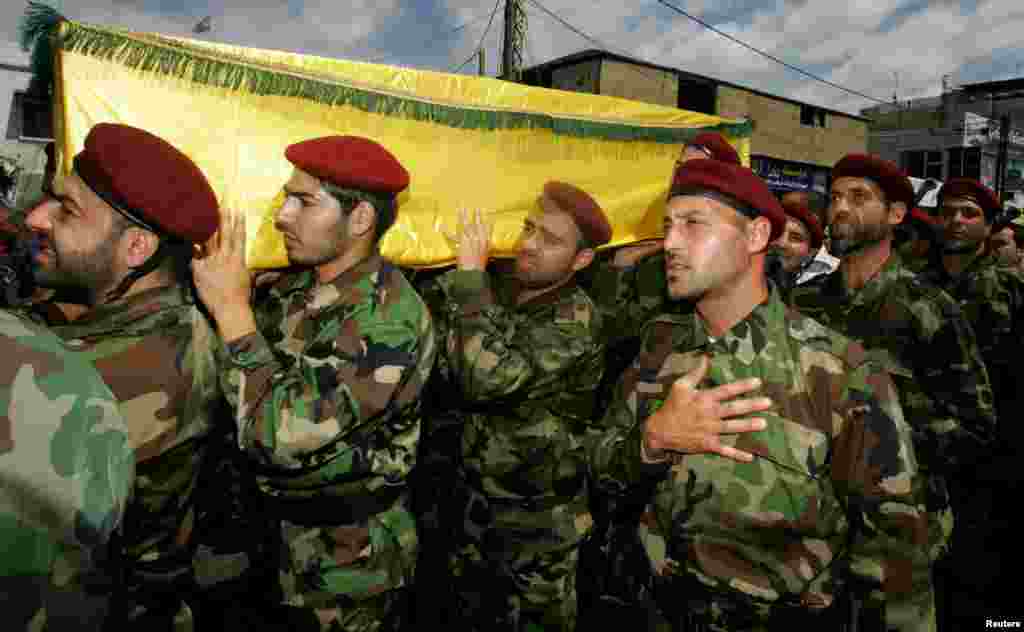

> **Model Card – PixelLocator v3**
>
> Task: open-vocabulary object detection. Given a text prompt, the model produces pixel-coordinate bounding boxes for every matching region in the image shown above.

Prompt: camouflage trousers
[922,473,953,563]
[276,493,417,632]
[450,536,579,631]
[649,575,880,632]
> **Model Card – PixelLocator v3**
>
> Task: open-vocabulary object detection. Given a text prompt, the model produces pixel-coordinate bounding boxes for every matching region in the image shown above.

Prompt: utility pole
[501,0,527,82]
[996,114,1011,200]
[479,48,486,76]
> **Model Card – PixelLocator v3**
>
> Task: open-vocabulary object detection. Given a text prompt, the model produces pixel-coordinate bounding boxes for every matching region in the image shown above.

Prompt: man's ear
[572,247,595,272]
[887,201,907,226]
[347,200,376,239]
[747,216,772,253]
[121,227,160,268]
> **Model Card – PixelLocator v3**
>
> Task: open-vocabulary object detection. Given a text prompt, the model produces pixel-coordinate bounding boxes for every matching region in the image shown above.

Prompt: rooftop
[520,48,872,122]
[960,77,1024,95]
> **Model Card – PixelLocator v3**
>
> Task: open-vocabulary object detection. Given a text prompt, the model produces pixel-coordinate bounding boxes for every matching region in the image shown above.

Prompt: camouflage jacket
[919,253,1024,448]
[425,269,605,553]
[587,287,934,631]
[39,286,221,571]
[589,251,671,348]
[0,308,134,631]
[789,253,996,475]
[220,253,435,604]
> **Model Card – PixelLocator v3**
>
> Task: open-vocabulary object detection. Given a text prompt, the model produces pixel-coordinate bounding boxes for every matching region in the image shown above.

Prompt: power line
[653,0,889,106]
[363,6,496,65]
[523,0,612,55]
[522,0,674,85]
[451,0,503,73]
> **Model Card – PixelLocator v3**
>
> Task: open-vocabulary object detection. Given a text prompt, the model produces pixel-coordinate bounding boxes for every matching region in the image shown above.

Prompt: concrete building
[520,49,870,195]
[862,77,1024,208]
[1,41,50,217]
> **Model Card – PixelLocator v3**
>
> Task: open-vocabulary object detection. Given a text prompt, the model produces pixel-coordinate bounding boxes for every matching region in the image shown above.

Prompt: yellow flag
[49,19,750,268]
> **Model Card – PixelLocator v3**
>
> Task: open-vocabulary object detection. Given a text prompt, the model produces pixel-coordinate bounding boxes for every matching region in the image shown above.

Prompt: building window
[948,147,981,179]
[800,104,827,128]
[677,77,716,115]
[902,150,943,179]
[6,91,53,142]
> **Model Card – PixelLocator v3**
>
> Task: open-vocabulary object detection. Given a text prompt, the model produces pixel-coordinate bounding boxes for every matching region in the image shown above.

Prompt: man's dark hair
[323,183,397,243]
[576,232,597,253]
[105,212,194,302]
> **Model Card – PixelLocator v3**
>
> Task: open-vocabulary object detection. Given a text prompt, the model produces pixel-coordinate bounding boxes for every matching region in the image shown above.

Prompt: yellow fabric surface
[52,21,750,268]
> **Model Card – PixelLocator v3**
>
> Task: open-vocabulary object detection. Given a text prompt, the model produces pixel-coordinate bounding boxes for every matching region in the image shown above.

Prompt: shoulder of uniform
[390,266,436,321]
[888,273,961,318]
[636,311,695,353]
[993,264,1024,285]
[788,280,821,306]
[555,285,599,329]
[783,305,867,369]
[0,310,63,352]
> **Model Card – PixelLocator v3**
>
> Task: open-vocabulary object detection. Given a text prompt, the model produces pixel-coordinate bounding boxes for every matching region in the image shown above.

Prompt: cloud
[1,0,1022,118]
[0,0,399,62]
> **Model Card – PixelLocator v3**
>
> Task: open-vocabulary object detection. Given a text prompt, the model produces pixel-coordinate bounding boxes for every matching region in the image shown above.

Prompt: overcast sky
[1,0,1022,116]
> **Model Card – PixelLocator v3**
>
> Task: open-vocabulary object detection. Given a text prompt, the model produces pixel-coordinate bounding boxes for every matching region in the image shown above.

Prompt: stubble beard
[829,221,891,257]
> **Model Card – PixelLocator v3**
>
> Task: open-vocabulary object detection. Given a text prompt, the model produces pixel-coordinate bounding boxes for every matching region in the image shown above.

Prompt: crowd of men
[1,121,1021,632]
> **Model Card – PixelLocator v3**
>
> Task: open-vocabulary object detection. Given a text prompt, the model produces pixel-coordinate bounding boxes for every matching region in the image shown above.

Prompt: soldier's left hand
[191,209,255,338]
[453,207,493,271]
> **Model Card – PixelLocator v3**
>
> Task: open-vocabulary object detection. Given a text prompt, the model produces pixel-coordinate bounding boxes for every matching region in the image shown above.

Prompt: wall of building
[550,59,600,95]
[717,85,868,168]
[598,59,677,108]
[1,69,31,143]
[1,45,47,215]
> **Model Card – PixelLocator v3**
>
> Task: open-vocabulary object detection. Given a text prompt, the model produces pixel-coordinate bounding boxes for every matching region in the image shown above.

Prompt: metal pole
[479,48,486,76]
[501,0,526,81]
[997,114,1011,200]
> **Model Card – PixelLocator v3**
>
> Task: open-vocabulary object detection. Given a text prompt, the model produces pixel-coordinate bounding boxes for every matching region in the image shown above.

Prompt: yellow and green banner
[24,3,750,268]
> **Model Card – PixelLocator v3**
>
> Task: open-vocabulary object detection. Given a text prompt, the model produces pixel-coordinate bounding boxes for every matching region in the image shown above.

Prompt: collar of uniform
[496,276,582,313]
[49,285,192,341]
[319,253,384,294]
[282,253,384,297]
[923,250,996,286]
[833,250,908,309]
[690,284,786,358]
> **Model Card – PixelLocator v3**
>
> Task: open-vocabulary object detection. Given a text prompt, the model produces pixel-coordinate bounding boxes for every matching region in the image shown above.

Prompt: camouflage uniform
[34,286,222,630]
[0,308,134,631]
[219,254,435,632]
[587,251,680,415]
[789,253,997,562]
[589,251,669,349]
[588,287,935,632]
[918,253,1024,621]
[423,268,605,630]
[919,253,1024,449]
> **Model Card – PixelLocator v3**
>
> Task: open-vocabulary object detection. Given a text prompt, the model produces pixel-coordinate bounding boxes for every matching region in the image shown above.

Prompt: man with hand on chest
[588,159,934,631]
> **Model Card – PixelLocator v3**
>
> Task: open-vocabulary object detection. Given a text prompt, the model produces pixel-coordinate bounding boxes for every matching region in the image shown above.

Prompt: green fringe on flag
[21,3,753,144]
[18,1,64,93]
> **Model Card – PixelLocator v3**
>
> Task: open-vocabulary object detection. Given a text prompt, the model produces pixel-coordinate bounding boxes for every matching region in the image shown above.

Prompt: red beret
[780,198,824,249]
[540,181,612,246]
[73,123,219,244]
[670,159,786,242]
[832,154,914,209]
[908,207,939,228]
[689,132,741,165]
[285,136,409,197]
[939,178,1001,220]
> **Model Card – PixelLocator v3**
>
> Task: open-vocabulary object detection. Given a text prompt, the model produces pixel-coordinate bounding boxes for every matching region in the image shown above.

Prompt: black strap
[260,484,405,527]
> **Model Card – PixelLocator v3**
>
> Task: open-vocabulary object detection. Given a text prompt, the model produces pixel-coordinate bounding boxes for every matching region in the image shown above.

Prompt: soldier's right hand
[643,355,771,463]
[612,239,663,268]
